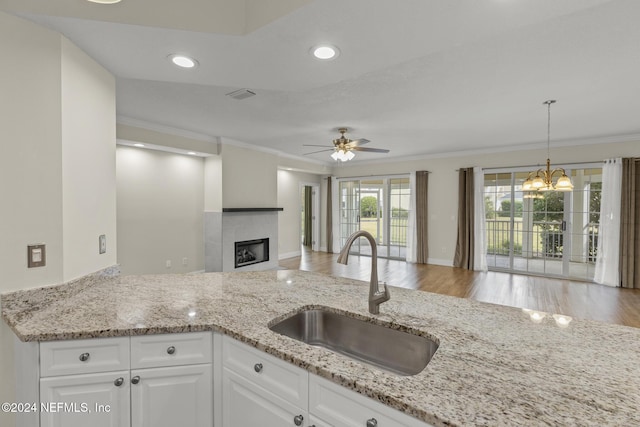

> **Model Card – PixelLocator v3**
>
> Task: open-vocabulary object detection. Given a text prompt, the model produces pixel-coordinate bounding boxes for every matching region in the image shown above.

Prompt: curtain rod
[334,172,427,180]
[456,160,603,172]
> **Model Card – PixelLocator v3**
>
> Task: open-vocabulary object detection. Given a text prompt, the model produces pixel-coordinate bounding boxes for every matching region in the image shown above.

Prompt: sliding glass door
[484,166,601,281]
[338,176,410,260]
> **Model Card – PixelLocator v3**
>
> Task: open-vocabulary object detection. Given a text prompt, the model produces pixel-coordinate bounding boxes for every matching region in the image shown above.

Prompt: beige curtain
[620,158,640,289]
[415,171,429,263]
[326,177,333,253]
[454,168,474,270]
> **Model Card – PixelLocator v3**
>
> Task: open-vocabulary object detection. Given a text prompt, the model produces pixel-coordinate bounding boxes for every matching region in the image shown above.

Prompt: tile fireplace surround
[204,208,281,272]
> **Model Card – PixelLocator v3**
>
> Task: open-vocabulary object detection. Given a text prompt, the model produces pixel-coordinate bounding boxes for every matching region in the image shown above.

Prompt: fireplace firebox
[235,238,269,268]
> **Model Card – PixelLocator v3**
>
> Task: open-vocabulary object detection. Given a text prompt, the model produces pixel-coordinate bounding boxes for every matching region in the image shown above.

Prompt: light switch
[28,244,46,268]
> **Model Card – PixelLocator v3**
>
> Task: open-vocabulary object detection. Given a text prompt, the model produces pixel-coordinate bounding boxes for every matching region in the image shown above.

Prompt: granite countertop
[2,269,640,426]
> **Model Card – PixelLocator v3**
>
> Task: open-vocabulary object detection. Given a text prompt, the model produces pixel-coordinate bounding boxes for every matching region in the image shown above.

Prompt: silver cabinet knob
[79,352,90,362]
[366,418,378,427]
[114,377,124,387]
[167,346,176,355]
[254,363,263,373]
[131,376,140,385]
[293,414,304,426]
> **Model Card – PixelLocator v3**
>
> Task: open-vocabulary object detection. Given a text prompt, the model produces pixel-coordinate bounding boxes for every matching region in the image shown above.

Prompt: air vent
[226,89,256,100]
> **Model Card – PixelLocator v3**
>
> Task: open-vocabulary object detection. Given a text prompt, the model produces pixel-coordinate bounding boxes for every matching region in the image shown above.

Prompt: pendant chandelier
[522,100,573,193]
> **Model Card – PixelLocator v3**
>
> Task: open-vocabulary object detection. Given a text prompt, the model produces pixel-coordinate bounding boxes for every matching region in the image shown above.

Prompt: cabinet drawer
[40,337,130,377]
[222,336,308,410]
[131,332,212,369]
[309,375,433,427]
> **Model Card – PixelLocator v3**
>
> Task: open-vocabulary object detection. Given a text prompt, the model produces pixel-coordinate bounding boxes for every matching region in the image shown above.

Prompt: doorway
[300,183,320,252]
[338,176,410,260]
[484,166,602,281]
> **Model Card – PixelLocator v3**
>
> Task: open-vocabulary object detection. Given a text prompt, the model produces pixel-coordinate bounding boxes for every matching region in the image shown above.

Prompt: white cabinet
[130,364,212,427]
[309,375,433,427]
[18,330,434,427]
[40,370,130,427]
[221,336,309,427]
[129,332,213,427]
[19,332,213,427]
[39,337,131,427]
[222,369,308,427]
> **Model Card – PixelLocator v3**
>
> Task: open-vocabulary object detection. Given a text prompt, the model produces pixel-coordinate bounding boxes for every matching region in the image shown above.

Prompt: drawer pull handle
[254,363,263,373]
[293,414,304,426]
[131,376,141,385]
[167,346,176,355]
[114,377,124,387]
[366,418,378,427]
[79,352,90,362]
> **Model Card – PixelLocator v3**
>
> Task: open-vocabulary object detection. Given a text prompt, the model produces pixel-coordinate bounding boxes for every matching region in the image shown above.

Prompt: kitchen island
[2,269,639,426]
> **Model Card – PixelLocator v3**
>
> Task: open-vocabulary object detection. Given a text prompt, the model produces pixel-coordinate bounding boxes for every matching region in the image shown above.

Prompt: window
[483,166,602,281]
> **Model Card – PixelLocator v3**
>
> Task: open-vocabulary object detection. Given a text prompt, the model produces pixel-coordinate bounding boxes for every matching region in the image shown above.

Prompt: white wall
[277,170,321,258]
[116,146,204,275]
[204,155,223,212]
[61,37,117,280]
[330,139,640,265]
[0,12,117,426]
[221,142,278,207]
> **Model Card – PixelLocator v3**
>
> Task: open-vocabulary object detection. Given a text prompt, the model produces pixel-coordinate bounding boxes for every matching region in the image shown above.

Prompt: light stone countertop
[2,269,640,426]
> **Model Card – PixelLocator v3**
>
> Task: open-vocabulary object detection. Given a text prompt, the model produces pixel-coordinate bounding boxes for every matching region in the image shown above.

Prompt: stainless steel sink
[269,308,438,376]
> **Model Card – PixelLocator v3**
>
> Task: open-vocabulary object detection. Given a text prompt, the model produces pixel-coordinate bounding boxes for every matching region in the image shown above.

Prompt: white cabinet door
[222,368,308,427]
[309,375,433,427]
[308,415,331,427]
[40,370,130,427]
[130,364,213,427]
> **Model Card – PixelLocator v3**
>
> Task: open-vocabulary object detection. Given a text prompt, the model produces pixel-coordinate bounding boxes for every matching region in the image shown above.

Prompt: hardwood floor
[279,248,640,328]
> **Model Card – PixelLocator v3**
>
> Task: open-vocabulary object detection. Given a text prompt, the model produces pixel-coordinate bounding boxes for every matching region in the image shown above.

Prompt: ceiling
[4,0,640,165]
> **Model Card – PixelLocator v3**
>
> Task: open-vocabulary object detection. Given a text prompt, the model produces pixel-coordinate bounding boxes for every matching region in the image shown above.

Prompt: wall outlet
[27,244,46,268]
[166,260,172,268]
[99,235,106,254]
[182,257,188,266]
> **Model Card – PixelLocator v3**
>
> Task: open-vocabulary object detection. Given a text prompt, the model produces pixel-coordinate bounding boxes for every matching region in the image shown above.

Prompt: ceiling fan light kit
[303,128,390,162]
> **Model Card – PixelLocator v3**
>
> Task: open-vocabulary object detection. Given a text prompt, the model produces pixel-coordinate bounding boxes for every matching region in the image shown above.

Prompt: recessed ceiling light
[311,45,339,60]
[86,0,122,4]
[168,54,198,69]
[187,151,197,155]
[134,143,145,147]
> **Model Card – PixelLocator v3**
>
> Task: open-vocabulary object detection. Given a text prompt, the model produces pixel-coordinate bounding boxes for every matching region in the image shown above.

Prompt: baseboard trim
[279,251,302,260]
[427,258,453,267]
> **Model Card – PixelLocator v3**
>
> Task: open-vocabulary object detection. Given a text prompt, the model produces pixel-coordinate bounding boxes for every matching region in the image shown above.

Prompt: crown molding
[333,132,640,168]
[117,116,218,143]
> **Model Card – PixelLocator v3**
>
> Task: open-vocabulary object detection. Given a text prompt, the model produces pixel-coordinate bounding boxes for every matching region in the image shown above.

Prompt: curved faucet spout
[337,230,390,314]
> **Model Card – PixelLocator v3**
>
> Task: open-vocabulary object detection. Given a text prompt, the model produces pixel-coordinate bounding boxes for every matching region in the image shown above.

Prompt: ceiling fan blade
[303,144,333,147]
[349,138,370,146]
[304,148,335,155]
[351,147,390,153]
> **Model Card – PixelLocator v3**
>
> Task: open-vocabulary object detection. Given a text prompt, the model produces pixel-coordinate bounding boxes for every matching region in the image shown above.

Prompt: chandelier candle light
[522,100,574,194]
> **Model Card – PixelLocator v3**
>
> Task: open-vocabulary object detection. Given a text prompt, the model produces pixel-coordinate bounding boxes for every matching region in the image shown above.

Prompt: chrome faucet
[337,230,390,314]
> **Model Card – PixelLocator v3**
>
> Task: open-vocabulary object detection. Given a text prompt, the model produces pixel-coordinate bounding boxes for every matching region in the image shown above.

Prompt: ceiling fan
[304,128,390,161]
